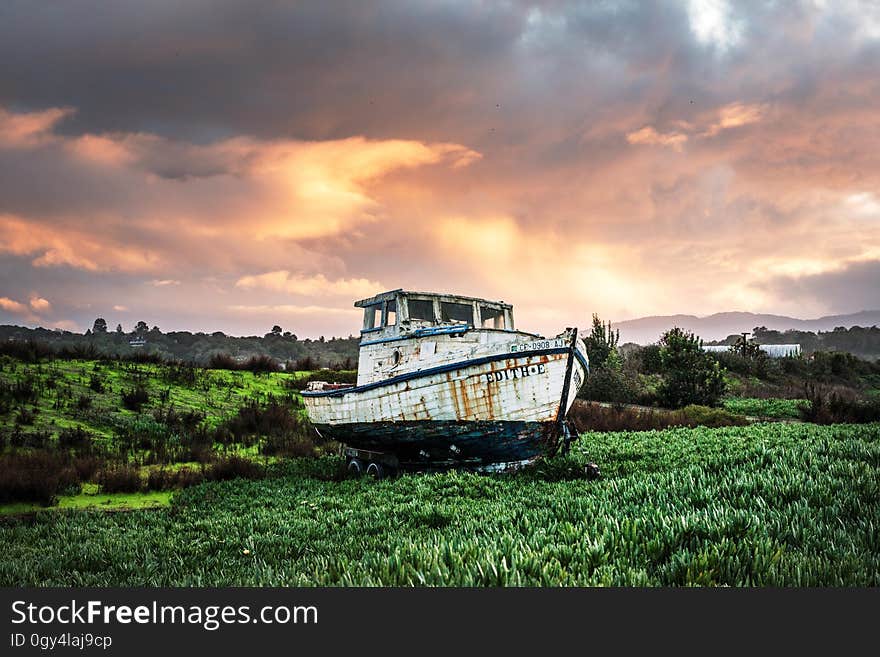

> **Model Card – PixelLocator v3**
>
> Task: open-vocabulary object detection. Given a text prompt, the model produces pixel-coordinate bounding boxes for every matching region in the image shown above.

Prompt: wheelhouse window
[408,298,435,322]
[363,303,382,330]
[480,305,506,329]
[441,301,474,326]
[386,300,397,326]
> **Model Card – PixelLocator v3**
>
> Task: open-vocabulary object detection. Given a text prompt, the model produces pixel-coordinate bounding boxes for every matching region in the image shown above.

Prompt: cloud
[1,3,880,336]
[0,106,73,147]
[0,106,480,276]
[0,296,28,314]
[757,259,880,314]
[227,304,359,317]
[235,272,383,298]
[701,102,766,136]
[0,213,165,272]
[29,296,50,312]
[113,304,129,312]
[626,126,689,150]
[150,279,181,287]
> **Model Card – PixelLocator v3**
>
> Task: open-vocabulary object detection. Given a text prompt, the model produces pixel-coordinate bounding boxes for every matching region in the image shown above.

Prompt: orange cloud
[0,106,73,147]
[0,296,28,314]
[626,126,689,150]
[0,213,165,272]
[235,272,384,298]
[29,296,51,312]
[701,102,765,136]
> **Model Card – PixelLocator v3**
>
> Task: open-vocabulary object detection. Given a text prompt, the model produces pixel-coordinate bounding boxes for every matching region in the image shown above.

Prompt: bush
[96,465,143,493]
[57,426,94,451]
[567,400,747,432]
[676,405,748,428]
[207,353,239,370]
[241,354,281,374]
[88,373,105,393]
[0,451,78,506]
[75,394,92,411]
[801,383,880,424]
[578,368,638,404]
[15,407,37,425]
[146,467,206,491]
[121,385,150,411]
[73,455,103,481]
[0,339,54,363]
[206,456,265,482]
[657,328,726,408]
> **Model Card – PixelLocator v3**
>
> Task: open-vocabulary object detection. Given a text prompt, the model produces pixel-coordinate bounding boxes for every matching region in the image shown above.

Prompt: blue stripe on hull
[314,420,560,467]
[302,345,570,398]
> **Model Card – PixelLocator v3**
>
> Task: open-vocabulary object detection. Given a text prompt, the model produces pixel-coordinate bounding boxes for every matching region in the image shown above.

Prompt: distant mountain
[612,310,880,345]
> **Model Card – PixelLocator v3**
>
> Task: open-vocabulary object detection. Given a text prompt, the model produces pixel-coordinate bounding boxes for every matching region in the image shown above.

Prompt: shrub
[677,405,748,428]
[96,465,143,493]
[73,455,103,481]
[800,383,880,424]
[0,451,78,506]
[57,343,99,360]
[657,328,726,408]
[146,467,206,491]
[75,394,92,411]
[207,353,239,370]
[15,407,37,425]
[567,399,747,432]
[88,373,105,393]
[206,456,265,482]
[162,362,201,386]
[0,339,54,363]
[241,354,281,374]
[578,368,638,404]
[121,385,150,411]
[57,426,94,451]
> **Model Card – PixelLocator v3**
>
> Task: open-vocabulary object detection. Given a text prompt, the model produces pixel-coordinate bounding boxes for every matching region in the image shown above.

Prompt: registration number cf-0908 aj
[509,338,565,353]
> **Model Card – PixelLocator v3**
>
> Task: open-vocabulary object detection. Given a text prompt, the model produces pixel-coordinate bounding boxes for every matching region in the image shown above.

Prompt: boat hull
[303,330,588,468]
[313,419,559,469]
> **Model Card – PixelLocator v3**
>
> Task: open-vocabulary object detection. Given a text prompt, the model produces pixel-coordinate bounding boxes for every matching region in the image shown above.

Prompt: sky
[1,0,879,338]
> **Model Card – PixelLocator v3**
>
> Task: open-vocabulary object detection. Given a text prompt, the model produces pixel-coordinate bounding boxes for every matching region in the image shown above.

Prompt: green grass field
[722,397,808,419]
[2,421,877,586]
[0,358,306,446]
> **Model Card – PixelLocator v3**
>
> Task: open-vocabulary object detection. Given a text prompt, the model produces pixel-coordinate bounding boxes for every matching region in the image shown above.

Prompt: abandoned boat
[302,290,589,474]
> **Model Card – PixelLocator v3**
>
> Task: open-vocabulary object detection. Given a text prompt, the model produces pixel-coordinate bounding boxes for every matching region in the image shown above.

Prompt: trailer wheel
[366,462,385,480]
[347,458,364,477]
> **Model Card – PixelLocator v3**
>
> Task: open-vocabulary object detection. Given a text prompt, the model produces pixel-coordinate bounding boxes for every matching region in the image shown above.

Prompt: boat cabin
[355,290,514,342]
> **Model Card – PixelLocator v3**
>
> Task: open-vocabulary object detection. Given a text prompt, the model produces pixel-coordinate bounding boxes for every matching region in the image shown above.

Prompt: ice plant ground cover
[1,422,877,586]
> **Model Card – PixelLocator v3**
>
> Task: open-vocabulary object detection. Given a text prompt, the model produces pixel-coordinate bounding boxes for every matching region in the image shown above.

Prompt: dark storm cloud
[0,0,529,142]
[759,260,880,315]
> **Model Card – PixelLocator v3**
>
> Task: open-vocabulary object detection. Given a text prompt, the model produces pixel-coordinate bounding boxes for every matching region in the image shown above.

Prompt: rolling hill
[613,310,880,345]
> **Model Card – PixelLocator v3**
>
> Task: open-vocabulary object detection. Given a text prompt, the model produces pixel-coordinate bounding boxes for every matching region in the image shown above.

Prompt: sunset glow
[1,1,879,337]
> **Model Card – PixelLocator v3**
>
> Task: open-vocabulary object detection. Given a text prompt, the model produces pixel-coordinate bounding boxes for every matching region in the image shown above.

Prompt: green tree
[115,323,123,334]
[584,313,619,370]
[658,327,726,408]
[92,318,108,333]
[134,321,149,335]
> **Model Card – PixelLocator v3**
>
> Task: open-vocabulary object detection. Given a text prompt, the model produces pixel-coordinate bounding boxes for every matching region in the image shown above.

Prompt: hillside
[0,324,359,368]
[613,310,880,345]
